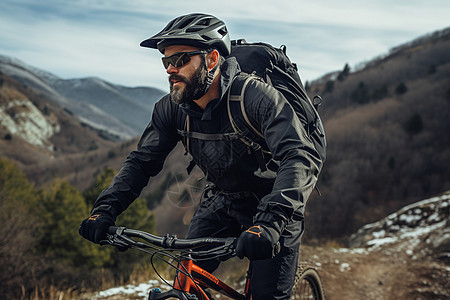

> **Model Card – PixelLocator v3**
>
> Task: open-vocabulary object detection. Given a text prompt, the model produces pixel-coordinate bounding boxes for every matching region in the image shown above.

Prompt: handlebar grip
[107,226,119,235]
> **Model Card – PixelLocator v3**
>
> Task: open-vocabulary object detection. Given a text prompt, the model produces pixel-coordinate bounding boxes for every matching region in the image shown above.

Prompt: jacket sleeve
[244,79,323,230]
[92,96,179,219]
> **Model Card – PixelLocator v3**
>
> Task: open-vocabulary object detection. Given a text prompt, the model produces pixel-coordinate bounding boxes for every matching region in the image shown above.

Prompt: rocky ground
[299,244,448,299]
[87,192,449,300]
[300,191,449,300]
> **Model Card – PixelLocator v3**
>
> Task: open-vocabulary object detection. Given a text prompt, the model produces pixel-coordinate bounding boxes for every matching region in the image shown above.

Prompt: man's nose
[166,64,178,74]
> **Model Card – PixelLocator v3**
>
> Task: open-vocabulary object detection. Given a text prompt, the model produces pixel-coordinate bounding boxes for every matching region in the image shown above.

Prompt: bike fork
[244,266,252,300]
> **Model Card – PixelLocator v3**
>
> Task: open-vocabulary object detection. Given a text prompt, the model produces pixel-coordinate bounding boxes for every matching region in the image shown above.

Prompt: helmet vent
[196,18,211,26]
[163,19,176,31]
[218,28,228,37]
[186,26,203,33]
[178,16,196,29]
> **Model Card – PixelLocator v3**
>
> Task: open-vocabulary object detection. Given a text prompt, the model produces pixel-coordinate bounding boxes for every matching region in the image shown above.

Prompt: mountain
[0,63,173,189]
[0,71,181,190]
[49,77,163,137]
[0,55,166,140]
[0,71,115,171]
[303,26,450,238]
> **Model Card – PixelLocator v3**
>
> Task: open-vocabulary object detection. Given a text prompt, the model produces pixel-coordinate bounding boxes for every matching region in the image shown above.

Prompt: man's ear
[207,49,220,71]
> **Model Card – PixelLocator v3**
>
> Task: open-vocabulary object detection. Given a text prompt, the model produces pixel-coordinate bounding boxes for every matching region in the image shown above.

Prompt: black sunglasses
[161,50,207,69]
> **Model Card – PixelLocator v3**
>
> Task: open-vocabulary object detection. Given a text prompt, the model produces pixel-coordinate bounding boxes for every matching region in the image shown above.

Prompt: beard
[169,62,208,105]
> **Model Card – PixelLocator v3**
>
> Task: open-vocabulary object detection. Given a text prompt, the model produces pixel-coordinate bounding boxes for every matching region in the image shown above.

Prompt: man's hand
[235,223,281,260]
[79,214,115,244]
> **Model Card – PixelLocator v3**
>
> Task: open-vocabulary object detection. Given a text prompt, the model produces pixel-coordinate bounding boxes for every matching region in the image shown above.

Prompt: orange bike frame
[173,260,248,300]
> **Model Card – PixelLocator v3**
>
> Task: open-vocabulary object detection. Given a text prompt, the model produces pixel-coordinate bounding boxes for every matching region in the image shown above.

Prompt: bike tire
[290,264,325,300]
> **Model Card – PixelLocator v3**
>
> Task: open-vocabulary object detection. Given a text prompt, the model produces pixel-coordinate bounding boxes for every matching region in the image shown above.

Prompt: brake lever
[99,232,117,246]
[99,239,112,246]
[100,227,137,251]
[189,238,237,259]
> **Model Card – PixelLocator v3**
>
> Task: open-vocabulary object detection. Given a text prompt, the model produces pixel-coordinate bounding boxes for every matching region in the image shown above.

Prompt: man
[79,13,322,299]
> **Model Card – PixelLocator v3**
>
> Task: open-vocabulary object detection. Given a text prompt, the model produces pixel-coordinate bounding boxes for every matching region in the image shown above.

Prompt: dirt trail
[298,244,449,300]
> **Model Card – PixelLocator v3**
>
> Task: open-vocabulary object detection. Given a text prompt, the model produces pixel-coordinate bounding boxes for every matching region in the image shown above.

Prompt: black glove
[79,213,115,244]
[235,223,281,260]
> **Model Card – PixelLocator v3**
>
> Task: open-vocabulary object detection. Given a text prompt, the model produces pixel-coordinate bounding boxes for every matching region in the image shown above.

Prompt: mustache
[169,74,188,85]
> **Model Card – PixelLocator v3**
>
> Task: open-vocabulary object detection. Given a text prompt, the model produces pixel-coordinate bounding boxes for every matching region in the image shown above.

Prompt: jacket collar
[179,57,240,120]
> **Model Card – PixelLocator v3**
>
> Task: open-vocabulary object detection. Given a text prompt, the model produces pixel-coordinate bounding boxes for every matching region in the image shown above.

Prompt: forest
[0,159,155,298]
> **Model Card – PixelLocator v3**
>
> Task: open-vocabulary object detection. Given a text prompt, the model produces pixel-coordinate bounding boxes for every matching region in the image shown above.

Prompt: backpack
[226,39,326,168]
[181,39,326,177]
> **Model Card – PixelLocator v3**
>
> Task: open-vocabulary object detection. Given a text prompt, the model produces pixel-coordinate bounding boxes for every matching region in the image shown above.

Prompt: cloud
[1,0,449,91]
[0,1,167,88]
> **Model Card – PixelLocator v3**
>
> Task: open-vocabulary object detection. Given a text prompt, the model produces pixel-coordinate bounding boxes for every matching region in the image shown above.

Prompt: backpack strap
[179,113,242,145]
[177,128,241,141]
[226,74,272,172]
[179,74,273,174]
[227,74,265,140]
[178,112,242,174]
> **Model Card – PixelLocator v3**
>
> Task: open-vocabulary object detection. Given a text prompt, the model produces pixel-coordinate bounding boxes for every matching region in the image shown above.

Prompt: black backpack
[227,40,326,168]
[181,40,326,176]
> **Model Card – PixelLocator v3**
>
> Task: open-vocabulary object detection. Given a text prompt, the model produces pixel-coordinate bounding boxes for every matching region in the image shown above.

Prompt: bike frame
[104,226,323,300]
[104,227,249,300]
[169,259,249,300]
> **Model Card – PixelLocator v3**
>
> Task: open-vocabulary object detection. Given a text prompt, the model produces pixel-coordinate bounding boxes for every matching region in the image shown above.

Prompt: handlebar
[105,226,236,252]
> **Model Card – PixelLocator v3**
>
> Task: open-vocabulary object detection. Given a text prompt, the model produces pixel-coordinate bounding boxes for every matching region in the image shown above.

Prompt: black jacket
[92,57,322,228]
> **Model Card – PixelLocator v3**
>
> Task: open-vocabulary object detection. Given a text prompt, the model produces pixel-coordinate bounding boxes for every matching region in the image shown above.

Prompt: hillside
[0,72,115,169]
[0,54,171,190]
[0,55,165,140]
[0,71,176,191]
[303,26,450,238]
[302,191,449,300]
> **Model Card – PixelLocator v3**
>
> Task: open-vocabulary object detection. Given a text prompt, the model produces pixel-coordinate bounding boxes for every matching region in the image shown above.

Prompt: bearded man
[79,13,322,299]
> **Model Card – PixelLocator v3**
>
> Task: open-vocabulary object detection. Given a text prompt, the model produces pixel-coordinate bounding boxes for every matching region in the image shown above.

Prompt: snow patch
[398,213,422,224]
[366,236,398,248]
[350,192,450,256]
[94,279,170,299]
[339,263,351,272]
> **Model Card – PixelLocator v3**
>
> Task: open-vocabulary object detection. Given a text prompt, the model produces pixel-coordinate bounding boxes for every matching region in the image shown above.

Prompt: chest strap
[177,129,241,141]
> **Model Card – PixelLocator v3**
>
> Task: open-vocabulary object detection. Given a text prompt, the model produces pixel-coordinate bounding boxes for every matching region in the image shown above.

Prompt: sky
[1,0,449,92]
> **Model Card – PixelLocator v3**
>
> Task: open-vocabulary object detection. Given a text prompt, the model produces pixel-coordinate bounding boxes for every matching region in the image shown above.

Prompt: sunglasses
[161,50,207,69]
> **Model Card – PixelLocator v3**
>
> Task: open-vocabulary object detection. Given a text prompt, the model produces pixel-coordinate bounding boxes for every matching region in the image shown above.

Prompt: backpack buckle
[223,132,241,141]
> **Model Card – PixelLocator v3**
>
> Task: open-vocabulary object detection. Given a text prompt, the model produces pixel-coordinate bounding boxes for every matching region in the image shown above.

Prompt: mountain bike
[103,226,324,300]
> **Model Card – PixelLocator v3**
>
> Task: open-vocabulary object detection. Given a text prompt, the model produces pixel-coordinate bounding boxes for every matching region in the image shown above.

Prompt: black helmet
[140,13,231,56]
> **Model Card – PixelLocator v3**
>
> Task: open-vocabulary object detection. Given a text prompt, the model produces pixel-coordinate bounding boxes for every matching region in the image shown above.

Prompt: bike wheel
[290,264,324,300]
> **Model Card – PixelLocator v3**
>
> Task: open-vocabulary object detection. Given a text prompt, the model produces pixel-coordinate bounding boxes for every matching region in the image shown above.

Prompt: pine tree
[83,167,116,205]
[38,179,113,268]
[82,168,156,278]
[0,159,41,298]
